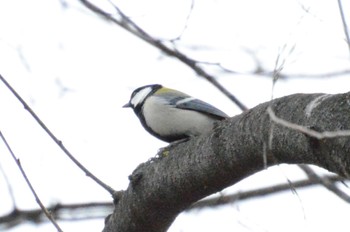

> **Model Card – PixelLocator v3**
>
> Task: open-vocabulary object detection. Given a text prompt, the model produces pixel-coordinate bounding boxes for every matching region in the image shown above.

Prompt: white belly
[143,96,216,137]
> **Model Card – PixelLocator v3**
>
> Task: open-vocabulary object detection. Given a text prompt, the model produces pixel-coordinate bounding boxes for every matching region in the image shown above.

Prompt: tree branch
[103,92,350,232]
[0,173,346,229]
[0,132,63,232]
[0,202,113,230]
[0,74,115,195]
[297,164,350,202]
[337,0,350,56]
[79,0,248,111]
[189,174,346,210]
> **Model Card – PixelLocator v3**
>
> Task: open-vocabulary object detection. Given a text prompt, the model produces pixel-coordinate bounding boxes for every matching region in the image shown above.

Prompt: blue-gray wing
[175,98,228,119]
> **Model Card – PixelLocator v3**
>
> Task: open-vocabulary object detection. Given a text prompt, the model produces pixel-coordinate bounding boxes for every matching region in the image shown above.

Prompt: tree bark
[103,92,350,232]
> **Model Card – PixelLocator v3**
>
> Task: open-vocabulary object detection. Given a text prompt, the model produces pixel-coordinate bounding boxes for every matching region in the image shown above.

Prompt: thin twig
[189,174,346,210]
[0,174,345,228]
[267,106,350,139]
[337,0,350,57]
[79,0,248,111]
[269,102,350,181]
[269,105,350,184]
[0,74,115,195]
[0,202,113,229]
[298,164,350,203]
[268,43,350,204]
[170,0,195,41]
[0,131,64,232]
[263,69,350,79]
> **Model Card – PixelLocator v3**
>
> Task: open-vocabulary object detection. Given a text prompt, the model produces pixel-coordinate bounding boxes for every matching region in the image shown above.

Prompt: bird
[123,84,229,143]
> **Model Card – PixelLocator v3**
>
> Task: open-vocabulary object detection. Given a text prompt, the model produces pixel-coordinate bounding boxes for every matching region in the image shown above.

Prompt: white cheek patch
[131,87,153,107]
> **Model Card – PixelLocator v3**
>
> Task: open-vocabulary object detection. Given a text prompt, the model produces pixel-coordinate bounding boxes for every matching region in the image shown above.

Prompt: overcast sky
[1,0,350,231]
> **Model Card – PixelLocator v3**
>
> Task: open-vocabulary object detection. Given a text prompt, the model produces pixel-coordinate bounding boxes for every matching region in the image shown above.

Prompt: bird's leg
[156,137,190,159]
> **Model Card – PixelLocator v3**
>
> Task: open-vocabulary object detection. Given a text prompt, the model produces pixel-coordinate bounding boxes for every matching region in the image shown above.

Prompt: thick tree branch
[103,92,350,232]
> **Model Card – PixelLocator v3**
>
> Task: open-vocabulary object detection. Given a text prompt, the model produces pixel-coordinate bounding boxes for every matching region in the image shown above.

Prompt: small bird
[123,84,229,143]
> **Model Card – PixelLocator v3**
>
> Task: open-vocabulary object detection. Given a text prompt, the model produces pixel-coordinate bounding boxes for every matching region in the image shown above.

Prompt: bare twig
[0,131,64,232]
[337,0,350,56]
[298,164,350,202]
[0,74,115,195]
[264,69,350,79]
[268,39,350,204]
[189,174,345,210]
[0,174,345,229]
[267,106,350,139]
[0,202,113,229]
[170,0,195,41]
[271,43,296,98]
[167,53,350,80]
[79,0,248,111]
[268,105,350,197]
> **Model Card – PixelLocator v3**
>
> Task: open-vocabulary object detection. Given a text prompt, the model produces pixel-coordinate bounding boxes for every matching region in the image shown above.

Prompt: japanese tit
[123,84,229,143]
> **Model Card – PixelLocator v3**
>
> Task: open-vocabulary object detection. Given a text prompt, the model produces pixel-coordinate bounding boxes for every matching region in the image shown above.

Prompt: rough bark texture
[103,92,350,232]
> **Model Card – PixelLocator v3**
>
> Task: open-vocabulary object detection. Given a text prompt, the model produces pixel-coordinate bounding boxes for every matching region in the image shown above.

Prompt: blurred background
[0,0,349,231]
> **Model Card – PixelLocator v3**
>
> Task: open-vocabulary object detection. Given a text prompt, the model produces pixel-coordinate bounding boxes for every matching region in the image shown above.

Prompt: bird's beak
[123,102,132,108]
